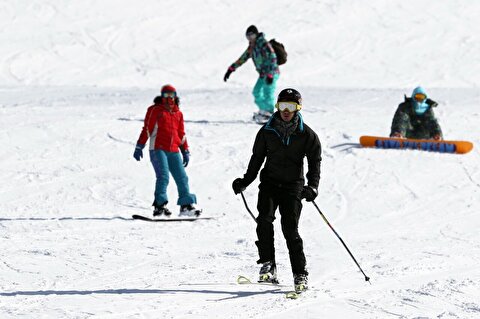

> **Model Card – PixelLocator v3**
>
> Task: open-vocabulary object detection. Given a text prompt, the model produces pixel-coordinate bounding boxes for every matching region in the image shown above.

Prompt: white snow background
[0,0,479,318]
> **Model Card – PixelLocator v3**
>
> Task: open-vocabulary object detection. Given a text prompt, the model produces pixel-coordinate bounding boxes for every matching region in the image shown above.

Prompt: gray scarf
[272,113,299,143]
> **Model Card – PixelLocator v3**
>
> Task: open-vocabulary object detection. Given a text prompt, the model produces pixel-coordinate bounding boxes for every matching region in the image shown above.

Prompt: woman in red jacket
[133,85,201,217]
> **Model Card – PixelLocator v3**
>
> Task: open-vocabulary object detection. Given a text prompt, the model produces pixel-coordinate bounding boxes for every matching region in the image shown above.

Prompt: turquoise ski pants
[252,74,279,113]
[149,149,197,206]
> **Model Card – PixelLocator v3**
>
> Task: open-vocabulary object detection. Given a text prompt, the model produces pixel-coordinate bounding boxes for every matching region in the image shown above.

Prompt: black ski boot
[293,273,308,293]
[153,201,172,217]
[258,261,278,284]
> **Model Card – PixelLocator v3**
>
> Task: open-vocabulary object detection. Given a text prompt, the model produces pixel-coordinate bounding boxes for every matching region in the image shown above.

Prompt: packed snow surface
[1,1,479,318]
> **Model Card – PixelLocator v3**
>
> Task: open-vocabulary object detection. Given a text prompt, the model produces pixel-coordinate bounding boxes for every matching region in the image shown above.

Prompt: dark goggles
[162,91,176,98]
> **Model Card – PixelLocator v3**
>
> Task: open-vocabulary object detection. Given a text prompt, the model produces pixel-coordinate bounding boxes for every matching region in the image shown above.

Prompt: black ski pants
[255,182,308,275]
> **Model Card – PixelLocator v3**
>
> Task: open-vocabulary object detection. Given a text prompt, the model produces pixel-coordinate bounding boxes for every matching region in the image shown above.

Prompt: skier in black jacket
[232,88,322,294]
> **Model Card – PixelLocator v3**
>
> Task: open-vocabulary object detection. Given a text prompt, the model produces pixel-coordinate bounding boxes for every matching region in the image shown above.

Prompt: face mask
[413,100,429,115]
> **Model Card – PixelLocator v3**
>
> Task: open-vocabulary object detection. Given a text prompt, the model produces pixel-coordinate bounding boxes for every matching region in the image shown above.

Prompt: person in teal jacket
[224,25,280,121]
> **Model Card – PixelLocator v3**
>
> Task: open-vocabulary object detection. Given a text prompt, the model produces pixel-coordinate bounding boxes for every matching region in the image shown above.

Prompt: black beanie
[246,25,259,35]
[277,88,302,104]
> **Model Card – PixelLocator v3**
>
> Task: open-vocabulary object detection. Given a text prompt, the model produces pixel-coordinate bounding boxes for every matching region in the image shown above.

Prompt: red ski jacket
[136,102,189,152]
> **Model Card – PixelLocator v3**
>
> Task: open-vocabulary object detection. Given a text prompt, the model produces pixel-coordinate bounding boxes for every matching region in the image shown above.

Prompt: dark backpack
[269,39,287,65]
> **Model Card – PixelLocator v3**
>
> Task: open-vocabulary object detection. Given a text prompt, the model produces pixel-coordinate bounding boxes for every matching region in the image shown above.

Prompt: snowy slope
[1,0,479,89]
[1,1,480,318]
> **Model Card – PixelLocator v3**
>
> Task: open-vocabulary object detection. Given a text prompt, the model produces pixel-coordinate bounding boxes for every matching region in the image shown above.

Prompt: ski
[285,291,301,299]
[132,214,215,222]
[237,275,305,298]
[236,275,288,287]
[285,285,308,299]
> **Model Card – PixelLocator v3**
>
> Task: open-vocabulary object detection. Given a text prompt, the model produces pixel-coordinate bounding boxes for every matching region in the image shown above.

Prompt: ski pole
[240,191,257,223]
[312,200,371,283]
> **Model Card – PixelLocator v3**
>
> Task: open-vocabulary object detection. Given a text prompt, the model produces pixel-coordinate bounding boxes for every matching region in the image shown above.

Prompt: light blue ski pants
[252,74,279,113]
[149,149,196,206]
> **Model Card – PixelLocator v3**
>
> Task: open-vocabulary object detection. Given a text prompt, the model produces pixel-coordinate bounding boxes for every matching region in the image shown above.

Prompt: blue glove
[133,144,145,161]
[181,149,190,167]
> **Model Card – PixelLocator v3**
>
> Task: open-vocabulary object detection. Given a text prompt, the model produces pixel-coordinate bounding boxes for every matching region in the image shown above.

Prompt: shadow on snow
[330,142,363,152]
[0,216,131,222]
[0,287,283,300]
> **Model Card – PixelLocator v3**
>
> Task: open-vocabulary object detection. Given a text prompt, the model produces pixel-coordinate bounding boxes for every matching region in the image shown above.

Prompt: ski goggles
[276,101,302,112]
[162,91,176,98]
[413,93,427,102]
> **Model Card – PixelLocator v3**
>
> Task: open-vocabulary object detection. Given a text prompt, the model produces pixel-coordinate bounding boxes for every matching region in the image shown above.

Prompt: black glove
[232,178,246,195]
[301,185,318,202]
[265,74,273,85]
[133,144,145,161]
[224,67,234,82]
[181,149,190,167]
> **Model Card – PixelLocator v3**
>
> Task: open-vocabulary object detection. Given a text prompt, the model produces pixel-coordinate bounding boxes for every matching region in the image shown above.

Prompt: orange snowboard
[359,136,473,154]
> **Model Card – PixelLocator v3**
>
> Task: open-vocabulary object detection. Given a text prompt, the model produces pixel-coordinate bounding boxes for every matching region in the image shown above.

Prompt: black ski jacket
[243,113,322,191]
